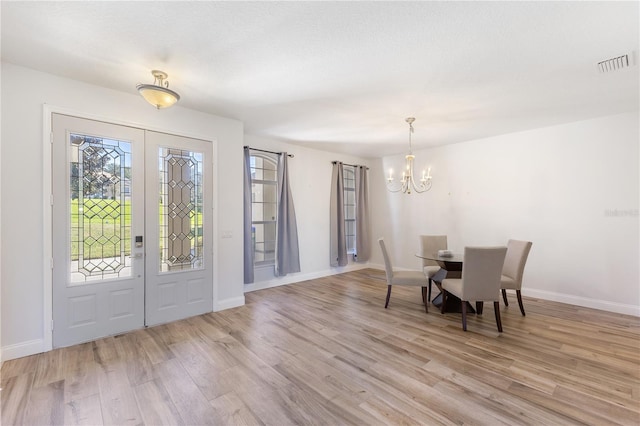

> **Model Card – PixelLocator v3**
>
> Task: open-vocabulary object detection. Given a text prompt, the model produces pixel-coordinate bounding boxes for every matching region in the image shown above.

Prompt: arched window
[250,154,278,264]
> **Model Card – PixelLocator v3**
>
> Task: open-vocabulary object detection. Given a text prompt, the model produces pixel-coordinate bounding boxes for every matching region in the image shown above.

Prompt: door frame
[42,104,219,352]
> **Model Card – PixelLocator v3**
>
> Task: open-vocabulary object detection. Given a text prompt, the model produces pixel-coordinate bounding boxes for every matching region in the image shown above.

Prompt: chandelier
[137,70,180,109]
[386,117,432,194]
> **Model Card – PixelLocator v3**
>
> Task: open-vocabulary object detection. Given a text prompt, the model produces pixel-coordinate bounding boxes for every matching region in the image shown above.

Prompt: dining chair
[501,239,533,316]
[378,238,430,313]
[418,235,448,302]
[441,246,507,332]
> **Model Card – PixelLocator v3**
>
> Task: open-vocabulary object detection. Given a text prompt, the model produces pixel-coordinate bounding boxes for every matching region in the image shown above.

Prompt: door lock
[135,235,143,248]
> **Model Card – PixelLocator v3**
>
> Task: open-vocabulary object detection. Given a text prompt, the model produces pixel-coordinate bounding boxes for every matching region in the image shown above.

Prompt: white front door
[52,114,213,348]
[52,114,145,348]
[144,131,213,326]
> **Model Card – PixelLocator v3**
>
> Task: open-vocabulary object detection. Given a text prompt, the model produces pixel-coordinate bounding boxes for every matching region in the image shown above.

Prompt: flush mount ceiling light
[136,70,180,109]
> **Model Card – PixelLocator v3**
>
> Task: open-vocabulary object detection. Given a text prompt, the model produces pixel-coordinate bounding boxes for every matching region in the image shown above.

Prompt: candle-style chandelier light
[386,117,432,194]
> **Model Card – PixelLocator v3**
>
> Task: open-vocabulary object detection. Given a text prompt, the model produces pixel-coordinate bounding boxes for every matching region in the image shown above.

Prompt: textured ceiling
[2,1,638,157]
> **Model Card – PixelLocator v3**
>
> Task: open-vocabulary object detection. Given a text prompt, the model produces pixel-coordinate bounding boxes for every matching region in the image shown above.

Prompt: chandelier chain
[406,116,416,155]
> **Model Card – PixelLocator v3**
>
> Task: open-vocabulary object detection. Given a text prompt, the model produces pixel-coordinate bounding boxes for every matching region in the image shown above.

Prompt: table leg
[432,291,476,314]
[431,268,476,314]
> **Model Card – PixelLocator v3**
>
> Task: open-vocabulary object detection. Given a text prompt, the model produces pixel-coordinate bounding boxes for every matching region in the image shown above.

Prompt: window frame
[343,165,357,255]
[250,153,278,266]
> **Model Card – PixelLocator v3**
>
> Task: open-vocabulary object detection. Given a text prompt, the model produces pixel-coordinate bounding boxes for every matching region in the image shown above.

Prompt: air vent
[598,54,629,73]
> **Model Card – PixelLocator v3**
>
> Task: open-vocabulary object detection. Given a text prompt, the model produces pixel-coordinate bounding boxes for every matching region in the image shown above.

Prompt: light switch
[221,230,233,238]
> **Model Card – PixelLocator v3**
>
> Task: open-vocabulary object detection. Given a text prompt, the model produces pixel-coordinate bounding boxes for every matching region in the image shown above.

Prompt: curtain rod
[332,161,369,170]
[245,146,294,158]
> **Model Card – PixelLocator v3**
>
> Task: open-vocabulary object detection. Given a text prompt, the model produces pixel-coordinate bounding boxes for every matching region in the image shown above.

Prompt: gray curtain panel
[243,147,255,284]
[330,162,348,267]
[355,165,371,261]
[275,153,301,276]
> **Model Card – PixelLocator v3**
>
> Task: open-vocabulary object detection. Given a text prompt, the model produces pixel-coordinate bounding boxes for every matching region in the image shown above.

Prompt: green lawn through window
[70,199,202,260]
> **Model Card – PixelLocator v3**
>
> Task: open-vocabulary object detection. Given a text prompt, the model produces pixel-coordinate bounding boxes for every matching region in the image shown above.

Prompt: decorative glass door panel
[70,135,133,283]
[159,148,204,272]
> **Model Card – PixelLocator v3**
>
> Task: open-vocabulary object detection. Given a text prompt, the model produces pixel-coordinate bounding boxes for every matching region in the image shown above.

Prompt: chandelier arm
[386,184,404,193]
[410,179,432,193]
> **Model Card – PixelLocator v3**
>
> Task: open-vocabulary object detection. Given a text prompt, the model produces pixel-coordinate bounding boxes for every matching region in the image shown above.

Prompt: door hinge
[50,258,54,269]
[51,320,54,331]
[50,194,54,205]
[50,132,54,144]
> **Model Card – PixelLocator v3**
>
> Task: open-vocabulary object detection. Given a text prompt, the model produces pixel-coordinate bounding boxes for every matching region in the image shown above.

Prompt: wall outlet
[221,230,233,238]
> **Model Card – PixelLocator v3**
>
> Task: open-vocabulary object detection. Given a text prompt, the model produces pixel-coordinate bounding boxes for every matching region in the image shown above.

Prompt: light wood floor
[2,268,639,425]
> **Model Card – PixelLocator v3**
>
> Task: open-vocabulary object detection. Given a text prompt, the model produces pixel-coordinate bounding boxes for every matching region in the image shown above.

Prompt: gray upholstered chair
[501,239,533,316]
[418,235,448,302]
[441,246,507,332]
[378,238,430,313]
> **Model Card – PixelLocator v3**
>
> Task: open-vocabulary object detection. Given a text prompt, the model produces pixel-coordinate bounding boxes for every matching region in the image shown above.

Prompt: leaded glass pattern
[159,148,204,272]
[70,134,132,283]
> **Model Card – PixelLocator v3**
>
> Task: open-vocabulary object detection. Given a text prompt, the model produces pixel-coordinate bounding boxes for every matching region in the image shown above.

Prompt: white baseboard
[244,263,371,293]
[214,296,246,312]
[367,263,385,271]
[1,339,44,362]
[523,288,640,317]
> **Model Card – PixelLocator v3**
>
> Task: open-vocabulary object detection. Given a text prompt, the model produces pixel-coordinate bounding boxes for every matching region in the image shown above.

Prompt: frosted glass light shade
[136,70,180,109]
[137,84,180,109]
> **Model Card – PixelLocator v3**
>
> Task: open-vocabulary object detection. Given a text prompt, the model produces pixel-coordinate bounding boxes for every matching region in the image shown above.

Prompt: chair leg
[428,279,433,301]
[516,290,526,316]
[461,301,468,331]
[421,287,429,313]
[440,291,447,314]
[476,301,484,315]
[502,289,509,306]
[423,290,429,314]
[385,285,392,308]
[494,301,503,332]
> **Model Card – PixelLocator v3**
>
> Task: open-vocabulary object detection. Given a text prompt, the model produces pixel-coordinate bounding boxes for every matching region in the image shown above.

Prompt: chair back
[502,240,533,289]
[460,246,507,301]
[418,235,447,267]
[378,238,394,284]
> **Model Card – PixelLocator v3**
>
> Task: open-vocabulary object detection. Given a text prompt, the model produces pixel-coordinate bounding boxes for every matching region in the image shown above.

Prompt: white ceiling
[2,1,638,158]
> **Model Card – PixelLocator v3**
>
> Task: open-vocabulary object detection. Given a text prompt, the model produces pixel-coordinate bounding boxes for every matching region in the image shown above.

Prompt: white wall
[243,135,371,291]
[2,62,637,363]
[1,63,245,360]
[370,112,640,316]
[0,62,3,365]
